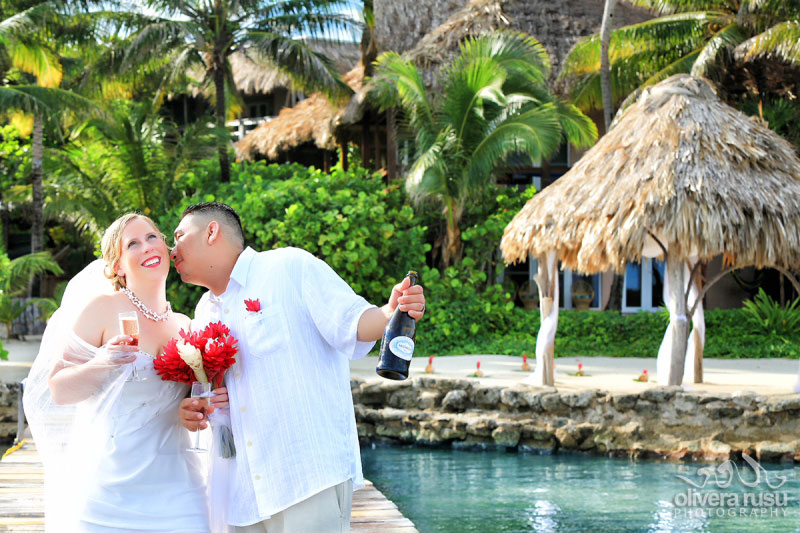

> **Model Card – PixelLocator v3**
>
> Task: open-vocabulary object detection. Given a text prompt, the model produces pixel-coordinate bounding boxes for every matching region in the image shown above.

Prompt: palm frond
[371,52,436,137]
[247,31,351,100]
[443,56,507,149]
[561,12,722,81]
[735,21,800,66]
[642,47,702,86]
[405,128,453,202]
[3,252,63,296]
[467,103,563,190]
[624,0,732,14]
[0,85,96,117]
[119,19,197,73]
[691,22,748,77]
[449,31,551,87]
[554,101,598,149]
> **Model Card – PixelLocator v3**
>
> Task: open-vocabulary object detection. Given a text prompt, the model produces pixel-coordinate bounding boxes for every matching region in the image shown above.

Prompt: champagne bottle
[376,271,418,380]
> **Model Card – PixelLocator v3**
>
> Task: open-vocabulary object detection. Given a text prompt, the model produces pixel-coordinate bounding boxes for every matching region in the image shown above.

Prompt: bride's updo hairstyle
[101,213,166,290]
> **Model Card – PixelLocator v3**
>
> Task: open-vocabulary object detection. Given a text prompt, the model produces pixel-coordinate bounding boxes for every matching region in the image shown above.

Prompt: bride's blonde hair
[101,213,166,290]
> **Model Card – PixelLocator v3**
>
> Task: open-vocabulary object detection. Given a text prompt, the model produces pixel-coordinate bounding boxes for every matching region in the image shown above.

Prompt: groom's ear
[207,221,221,245]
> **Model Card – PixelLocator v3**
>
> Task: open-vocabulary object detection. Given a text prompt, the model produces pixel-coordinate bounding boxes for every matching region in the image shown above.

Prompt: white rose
[177,340,208,383]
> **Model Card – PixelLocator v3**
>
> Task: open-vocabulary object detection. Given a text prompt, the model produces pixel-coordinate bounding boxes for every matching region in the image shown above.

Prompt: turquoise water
[360,445,800,532]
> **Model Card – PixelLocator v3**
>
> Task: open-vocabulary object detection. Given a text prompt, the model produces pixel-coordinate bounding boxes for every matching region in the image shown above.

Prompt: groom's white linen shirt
[193,246,376,526]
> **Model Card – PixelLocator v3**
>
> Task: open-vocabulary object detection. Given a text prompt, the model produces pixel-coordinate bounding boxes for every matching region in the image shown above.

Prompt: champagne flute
[187,381,212,452]
[118,311,144,382]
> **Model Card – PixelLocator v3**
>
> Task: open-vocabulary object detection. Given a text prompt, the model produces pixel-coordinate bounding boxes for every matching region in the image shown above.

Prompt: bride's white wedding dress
[76,349,209,532]
[23,260,213,532]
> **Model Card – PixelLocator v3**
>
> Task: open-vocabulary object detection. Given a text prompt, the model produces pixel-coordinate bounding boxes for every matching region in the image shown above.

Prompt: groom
[172,202,425,532]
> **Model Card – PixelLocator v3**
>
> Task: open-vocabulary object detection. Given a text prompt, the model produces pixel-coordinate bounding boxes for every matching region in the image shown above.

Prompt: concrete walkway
[351,354,800,396]
[4,337,799,396]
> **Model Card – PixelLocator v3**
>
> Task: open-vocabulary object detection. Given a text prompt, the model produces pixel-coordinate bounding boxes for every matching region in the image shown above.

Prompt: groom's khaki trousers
[234,479,353,533]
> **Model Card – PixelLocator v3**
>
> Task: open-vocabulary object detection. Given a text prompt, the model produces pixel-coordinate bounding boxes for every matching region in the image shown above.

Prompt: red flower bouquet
[155,322,239,457]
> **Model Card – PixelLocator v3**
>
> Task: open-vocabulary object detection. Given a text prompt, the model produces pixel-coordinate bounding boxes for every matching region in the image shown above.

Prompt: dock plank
[0,440,417,532]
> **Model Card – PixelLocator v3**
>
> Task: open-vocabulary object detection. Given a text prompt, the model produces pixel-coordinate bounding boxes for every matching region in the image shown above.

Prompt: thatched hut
[501,74,800,387]
[234,64,364,170]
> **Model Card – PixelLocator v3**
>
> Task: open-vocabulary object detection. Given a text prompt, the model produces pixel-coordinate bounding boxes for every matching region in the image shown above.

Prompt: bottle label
[389,336,415,361]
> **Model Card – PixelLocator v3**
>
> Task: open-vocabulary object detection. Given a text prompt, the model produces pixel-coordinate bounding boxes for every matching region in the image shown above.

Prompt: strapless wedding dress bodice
[78,352,210,532]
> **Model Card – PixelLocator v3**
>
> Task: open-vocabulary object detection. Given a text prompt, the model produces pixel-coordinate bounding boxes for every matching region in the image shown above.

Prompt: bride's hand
[91,335,138,367]
[179,397,208,431]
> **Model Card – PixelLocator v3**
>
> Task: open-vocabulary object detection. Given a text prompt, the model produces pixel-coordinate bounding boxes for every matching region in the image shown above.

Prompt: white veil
[23,259,137,530]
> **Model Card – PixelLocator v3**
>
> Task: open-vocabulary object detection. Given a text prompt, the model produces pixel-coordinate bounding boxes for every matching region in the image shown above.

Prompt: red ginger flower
[244,298,261,312]
[154,322,238,388]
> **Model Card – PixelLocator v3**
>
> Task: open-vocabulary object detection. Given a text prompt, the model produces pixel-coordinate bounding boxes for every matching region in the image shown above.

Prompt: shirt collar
[230,246,257,288]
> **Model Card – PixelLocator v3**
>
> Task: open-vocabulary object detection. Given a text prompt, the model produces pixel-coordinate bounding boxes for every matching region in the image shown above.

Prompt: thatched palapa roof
[501,74,800,273]
[235,63,364,161]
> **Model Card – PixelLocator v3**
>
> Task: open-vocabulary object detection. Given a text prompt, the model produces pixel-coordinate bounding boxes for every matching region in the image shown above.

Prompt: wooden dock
[0,437,417,532]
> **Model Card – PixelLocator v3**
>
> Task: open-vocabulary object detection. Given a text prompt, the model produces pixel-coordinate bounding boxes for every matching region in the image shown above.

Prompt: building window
[526,257,602,310]
[622,258,665,312]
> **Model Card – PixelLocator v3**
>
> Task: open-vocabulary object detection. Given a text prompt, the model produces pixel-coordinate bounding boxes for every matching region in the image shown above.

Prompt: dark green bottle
[376,271,418,380]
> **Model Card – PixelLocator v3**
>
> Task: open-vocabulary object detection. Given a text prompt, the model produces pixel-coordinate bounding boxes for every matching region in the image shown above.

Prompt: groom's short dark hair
[182,202,245,247]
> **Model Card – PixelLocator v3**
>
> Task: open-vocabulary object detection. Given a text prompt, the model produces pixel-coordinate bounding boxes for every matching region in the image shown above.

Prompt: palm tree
[0,2,65,258]
[114,0,357,183]
[0,1,98,261]
[560,0,800,112]
[371,32,598,267]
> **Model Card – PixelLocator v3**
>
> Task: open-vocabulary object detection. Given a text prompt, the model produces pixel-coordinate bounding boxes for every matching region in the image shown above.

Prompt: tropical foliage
[0,249,62,340]
[560,0,800,112]
[371,31,597,267]
[110,0,357,182]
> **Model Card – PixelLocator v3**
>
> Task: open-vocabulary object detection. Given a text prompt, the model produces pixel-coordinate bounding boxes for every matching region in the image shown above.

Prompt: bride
[23,213,222,532]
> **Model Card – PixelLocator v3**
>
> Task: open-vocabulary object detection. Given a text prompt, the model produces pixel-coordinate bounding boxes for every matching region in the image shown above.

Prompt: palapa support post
[530,251,558,386]
[666,252,690,386]
[687,262,705,383]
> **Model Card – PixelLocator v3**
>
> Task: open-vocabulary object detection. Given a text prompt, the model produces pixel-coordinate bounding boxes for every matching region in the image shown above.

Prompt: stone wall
[352,377,800,463]
[0,382,21,442]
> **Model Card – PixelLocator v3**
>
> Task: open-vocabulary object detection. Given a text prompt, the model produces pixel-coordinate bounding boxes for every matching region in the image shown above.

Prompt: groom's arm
[357,277,426,342]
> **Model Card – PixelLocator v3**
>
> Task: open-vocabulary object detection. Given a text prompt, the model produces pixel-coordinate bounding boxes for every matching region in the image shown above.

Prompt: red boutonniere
[244,298,261,312]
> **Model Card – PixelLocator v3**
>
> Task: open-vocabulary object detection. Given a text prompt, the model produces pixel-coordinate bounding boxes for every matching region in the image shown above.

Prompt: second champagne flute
[118,311,143,382]
[187,381,213,452]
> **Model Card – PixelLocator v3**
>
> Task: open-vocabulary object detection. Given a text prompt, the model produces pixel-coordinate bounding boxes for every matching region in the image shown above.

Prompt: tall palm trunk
[31,114,44,254]
[442,199,462,268]
[213,60,231,183]
[29,114,44,297]
[600,0,617,130]
[601,0,623,310]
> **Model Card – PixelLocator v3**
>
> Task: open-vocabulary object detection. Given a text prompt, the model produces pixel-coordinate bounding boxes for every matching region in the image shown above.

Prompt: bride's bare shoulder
[73,292,127,345]
[173,312,191,329]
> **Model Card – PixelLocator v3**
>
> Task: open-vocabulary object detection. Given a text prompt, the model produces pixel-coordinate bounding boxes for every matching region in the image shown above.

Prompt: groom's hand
[388,276,426,321]
[179,398,208,431]
[208,387,229,413]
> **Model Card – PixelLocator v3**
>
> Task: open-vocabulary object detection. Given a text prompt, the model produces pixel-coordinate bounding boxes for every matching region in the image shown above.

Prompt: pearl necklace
[121,287,172,322]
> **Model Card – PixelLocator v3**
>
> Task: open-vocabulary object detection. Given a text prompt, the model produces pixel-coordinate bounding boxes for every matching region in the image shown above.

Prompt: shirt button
[247,441,252,447]
[241,407,246,412]
[224,309,230,314]
[235,373,241,379]
[255,475,261,481]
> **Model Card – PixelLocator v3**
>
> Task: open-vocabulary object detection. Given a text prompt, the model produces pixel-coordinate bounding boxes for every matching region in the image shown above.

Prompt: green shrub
[414,258,516,355]
[413,301,800,359]
[741,288,800,338]
[156,161,429,314]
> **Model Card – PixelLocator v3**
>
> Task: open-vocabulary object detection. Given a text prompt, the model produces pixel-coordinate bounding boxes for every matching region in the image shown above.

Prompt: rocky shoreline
[352,377,800,463]
[3,376,800,463]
